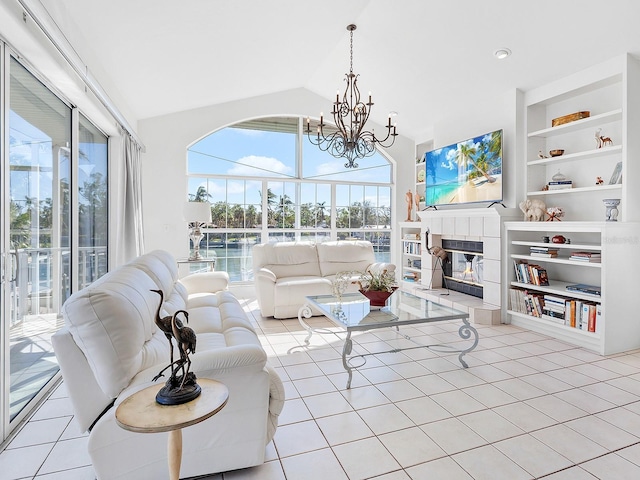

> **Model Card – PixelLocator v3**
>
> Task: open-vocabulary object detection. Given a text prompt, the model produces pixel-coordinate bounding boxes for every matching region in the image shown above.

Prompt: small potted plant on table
[357,268,398,307]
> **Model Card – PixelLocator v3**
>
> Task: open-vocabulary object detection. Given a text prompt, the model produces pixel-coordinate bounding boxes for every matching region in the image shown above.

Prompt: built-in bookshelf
[523,54,640,222]
[399,222,422,288]
[503,221,640,355]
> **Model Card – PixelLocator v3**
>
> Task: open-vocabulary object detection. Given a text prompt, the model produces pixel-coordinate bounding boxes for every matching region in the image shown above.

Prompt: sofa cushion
[274,276,332,306]
[62,265,161,398]
[252,242,321,278]
[317,241,376,277]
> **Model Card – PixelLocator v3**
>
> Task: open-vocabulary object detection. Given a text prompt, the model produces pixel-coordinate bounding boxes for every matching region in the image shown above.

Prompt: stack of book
[569,251,601,263]
[509,288,544,317]
[565,299,600,332]
[547,180,573,190]
[529,246,559,258]
[566,283,601,296]
[541,294,567,324]
[513,260,549,286]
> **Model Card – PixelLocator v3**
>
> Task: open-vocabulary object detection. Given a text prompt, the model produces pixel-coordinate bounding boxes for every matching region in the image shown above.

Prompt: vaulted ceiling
[39,0,640,142]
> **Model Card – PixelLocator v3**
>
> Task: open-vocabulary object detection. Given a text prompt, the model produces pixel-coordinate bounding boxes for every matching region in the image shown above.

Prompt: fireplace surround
[410,207,521,324]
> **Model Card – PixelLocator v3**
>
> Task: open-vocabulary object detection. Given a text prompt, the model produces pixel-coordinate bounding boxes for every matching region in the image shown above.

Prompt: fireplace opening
[441,240,483,299]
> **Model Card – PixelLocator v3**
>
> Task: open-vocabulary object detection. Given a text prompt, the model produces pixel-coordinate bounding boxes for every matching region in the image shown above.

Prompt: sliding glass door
[7,57,72,421]
[1,53,109,440]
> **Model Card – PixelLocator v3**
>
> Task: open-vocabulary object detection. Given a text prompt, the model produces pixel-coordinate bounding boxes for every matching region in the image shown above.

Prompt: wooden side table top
[115,378,229,433]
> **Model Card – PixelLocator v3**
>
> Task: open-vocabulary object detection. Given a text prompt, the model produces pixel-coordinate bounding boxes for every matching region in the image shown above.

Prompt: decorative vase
[359,287,398,307]
[603,198,620,222]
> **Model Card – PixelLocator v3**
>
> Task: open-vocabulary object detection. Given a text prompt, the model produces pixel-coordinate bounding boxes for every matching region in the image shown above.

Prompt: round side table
[115,378,228,480]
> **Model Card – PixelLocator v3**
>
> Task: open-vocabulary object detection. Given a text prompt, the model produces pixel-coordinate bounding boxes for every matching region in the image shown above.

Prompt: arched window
[187,117,393,282]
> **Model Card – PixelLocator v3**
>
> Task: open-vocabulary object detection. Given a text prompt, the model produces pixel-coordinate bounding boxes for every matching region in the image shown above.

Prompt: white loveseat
[52,250,284,480]
[252,240,395,319]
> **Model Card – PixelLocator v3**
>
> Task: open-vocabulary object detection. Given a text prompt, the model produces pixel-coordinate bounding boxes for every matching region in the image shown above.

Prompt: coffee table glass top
[307,290,469,330]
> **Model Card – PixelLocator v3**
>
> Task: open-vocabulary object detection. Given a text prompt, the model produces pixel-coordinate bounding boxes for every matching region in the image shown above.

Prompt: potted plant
[357,268,398,307]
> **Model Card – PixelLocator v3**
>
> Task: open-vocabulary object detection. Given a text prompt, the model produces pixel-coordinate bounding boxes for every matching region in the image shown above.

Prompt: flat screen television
[424,129,503,207]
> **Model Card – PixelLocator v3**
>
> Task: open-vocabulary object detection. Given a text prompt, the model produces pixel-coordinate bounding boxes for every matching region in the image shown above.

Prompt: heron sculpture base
[156,372,201,405]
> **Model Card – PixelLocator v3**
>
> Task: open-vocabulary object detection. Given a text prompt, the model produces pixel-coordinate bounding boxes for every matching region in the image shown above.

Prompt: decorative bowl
[359,287,398,307]
[549,149,565,157]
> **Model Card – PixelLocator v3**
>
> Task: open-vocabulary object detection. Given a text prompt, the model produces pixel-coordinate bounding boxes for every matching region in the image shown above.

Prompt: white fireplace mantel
[409,207,521,324]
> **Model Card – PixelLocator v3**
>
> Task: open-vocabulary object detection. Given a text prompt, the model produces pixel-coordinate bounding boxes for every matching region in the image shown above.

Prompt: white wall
[137,87,415,258]
[428,88,525,209]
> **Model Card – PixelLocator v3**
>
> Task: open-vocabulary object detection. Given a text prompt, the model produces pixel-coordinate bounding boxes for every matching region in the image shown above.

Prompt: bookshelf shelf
[523,55,640,221]
[504,221,640,355]
[510,254,602,268]
[399,222,422,287]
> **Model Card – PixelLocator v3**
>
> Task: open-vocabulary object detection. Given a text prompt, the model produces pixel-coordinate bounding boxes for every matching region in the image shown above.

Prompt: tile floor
[2,294,640,479]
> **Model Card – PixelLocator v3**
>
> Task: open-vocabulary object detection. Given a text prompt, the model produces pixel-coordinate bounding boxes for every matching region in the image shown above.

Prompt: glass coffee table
[298,290,478,388]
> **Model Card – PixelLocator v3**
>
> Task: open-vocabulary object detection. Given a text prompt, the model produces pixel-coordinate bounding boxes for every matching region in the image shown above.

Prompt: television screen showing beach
[424,129,502,206]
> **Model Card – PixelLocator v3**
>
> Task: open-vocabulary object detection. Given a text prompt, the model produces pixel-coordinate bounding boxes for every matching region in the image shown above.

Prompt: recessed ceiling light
[494,48,512,60]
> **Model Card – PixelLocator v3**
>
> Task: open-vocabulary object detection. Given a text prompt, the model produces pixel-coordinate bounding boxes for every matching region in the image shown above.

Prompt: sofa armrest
[179,271,229,294]
[254,268,277,317]
[255,267,277,283]
[368,262,397,275]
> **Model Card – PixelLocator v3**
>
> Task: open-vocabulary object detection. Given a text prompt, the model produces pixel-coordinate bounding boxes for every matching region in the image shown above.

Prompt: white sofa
[52,250,284,480]
[252,240,395,319]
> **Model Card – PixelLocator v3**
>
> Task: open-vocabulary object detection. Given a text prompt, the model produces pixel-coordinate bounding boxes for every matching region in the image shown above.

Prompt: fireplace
[441,239,483,299]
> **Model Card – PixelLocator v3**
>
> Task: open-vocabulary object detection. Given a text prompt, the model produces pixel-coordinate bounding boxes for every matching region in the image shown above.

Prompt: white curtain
[116,125,145,262]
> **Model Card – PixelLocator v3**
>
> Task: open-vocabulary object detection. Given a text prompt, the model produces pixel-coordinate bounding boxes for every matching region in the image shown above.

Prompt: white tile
[378,426,446,467]
[406,456,474,479]
[493,378,546,400]
[617,443,640,467]
[280,448,348,480]
[565,415,638,451]
[546,367,600,387]
[494,434,573,477]
[419,417,486,454]
[580,382,639,406]
[454,217,469,236]
[7,417,71,449]
[430,389,487,416]
[332,437,401,480]
[278,398,312,425]
[541,466,598,479]
[581,452,640,479]
[0,443,53,479]
[525,394,589,422]
[302,391,353,418]
[395,396,452,425]
[493,402,556,432]
[282,362,325,380]
[531,424,608,463]
[521,373,572,393]
[461,383,518,408]
[315,411,373,445]
[291,375,337,397]
[554,388,616,414]
[340,385,390,410]
[375,379,425,403]
[34,465,96,480]
[437,369,485,389]
[405,367,452,388]
[452,444,531,480]
[30,397,75,421]
[597,406,640,437]
[458,409,524,443]
[273,420,328,457]
[38,437,92,475]
[358,403,414,435]
[469,216,484,237]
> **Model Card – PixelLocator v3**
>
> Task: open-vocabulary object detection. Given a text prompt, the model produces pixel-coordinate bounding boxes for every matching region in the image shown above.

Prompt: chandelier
[306,24,398,169]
